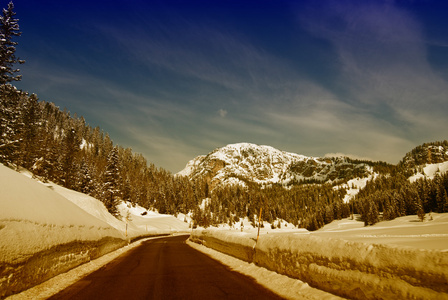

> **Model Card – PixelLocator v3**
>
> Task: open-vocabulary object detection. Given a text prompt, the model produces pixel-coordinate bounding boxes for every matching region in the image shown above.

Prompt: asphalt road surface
[48,235,285,300]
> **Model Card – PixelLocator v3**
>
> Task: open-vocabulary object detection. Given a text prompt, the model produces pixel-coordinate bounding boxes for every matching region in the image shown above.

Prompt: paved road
[49,235,284,300]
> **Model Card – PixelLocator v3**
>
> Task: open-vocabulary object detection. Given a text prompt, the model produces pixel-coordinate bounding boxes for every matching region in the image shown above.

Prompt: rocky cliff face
[177,143,376,189]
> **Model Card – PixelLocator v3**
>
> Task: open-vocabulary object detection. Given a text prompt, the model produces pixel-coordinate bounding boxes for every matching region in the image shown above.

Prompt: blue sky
[12,0,448,172]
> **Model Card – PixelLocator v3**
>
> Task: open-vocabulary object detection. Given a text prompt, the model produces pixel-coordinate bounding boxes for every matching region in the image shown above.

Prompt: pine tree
[103,146,121,217]
[417,199,425,222]
[0,84,24,164]
[78,159,94,194]
[18,94,40,168]
[122,176,132,203]
[0,1,24,84]
[60,127,80,189]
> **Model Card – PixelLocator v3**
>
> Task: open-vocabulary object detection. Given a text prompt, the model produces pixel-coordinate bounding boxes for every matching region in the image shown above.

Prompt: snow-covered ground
[51,184,189,238]
[17,168,189,238]
[200,212,448,251]
[313,213,448,250]
[0,163,189,297]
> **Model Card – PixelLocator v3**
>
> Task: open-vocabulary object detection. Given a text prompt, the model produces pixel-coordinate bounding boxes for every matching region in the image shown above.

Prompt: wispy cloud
[294,0,448,147]
[298,0,448,110]
[98,19,298,99]
[218,109,228,118]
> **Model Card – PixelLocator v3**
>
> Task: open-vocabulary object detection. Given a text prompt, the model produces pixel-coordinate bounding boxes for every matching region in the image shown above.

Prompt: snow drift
[190,228,448,300]
[49,182,189,239]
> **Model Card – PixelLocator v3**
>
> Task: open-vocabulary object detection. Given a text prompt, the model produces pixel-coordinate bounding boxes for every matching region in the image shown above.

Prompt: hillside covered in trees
[0,84,208,217]
[353,141,448,226]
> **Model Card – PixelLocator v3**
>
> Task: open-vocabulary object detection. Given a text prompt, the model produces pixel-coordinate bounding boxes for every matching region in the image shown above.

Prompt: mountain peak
[177,143,375,189]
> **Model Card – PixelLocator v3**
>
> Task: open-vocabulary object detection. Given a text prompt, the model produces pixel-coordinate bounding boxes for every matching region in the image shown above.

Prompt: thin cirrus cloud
[258,79,410,162]
[99,19,299,98]
[293,1,448,149]
[298,0,448,114]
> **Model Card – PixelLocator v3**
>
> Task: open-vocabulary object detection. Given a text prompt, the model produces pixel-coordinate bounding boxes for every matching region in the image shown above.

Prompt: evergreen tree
[18,94,39,168]
[103,146,121,217]
[0,1,24,84]
[364,196,379,226]
[60,127,80,189]
[417,199,425,222]
[0,84,25,164]
[78,159,94,194]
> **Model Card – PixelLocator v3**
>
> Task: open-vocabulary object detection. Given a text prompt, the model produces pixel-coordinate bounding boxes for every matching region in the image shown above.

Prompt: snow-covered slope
[409,161,448,183]
[50,183,189,237]
[0,164,124,265]
[177,143,376,188]
[335,174,378,203]
[0,163,127,297]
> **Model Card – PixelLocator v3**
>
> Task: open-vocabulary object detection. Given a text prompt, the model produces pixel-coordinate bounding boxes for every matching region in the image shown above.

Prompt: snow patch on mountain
[409,161,448,183]
[176,155,206,177]
[334,170,379,203]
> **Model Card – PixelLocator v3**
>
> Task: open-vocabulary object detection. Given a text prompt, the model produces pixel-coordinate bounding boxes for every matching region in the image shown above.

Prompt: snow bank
[190,229,448,300]
[0,164,127,297]
[187,240,344,300]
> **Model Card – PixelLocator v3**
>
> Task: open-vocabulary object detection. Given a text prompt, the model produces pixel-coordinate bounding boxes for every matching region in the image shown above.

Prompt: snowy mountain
[177,143,379,188]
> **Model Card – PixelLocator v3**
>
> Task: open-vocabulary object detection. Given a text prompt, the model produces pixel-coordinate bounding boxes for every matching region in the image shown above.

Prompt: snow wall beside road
[0,163,128,298]
[0,235,126,298]
[190,230,448,300]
